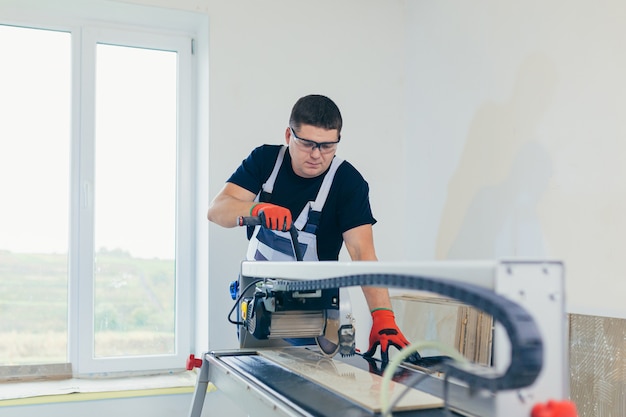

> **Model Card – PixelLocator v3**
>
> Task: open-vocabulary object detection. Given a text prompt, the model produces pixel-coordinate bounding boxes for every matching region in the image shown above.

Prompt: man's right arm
[207,182,257,228]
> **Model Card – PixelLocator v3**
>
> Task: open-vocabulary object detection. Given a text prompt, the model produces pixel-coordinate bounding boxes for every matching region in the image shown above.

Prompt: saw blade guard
[316,287,356,357]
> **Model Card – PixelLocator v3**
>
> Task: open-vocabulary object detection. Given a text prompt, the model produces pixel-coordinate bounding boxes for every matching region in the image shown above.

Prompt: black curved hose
[278,273,543,392]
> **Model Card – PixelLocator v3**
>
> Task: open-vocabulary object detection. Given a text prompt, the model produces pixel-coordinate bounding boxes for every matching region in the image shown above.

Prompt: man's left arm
[343,225,412,360]
[343,224,388,306]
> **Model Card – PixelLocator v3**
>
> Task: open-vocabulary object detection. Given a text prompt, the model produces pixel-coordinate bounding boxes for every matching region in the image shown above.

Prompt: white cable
[379,341,468,417]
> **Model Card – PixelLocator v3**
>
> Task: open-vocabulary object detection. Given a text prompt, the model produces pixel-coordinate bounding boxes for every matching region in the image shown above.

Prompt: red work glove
[363,309,412,362]
[251,203,292,231]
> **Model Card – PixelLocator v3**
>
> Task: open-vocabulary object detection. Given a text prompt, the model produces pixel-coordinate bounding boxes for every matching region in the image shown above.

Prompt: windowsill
[0,370,200,406]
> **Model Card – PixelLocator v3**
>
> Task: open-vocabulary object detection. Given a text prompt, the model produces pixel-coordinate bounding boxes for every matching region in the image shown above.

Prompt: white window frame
[75,27,194,375]
[0,0,207,378]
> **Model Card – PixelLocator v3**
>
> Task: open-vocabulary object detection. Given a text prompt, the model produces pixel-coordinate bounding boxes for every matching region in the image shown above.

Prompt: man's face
[285,124,340,178]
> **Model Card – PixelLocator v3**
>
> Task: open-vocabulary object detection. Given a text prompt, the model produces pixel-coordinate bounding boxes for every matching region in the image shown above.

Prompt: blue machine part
[229,279,239,300]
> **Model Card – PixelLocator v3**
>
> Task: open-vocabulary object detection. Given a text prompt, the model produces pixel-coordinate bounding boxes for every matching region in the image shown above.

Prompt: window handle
[82,181,91,208]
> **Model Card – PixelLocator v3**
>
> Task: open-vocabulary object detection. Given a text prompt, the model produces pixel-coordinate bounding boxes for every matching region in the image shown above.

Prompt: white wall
[1,394,190,417]
[0,392,246,417]
[404,1,626,318]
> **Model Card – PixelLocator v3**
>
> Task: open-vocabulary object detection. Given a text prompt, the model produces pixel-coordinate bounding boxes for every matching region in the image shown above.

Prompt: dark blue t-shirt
[227,145,376,260]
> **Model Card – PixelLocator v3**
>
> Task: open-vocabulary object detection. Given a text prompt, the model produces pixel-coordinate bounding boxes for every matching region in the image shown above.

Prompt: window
[0,25,71,366]
[93,44,178,358]
[0,3,201,377]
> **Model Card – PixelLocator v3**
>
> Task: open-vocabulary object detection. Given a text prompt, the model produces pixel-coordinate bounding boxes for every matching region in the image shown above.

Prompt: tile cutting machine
[187,260,571,417]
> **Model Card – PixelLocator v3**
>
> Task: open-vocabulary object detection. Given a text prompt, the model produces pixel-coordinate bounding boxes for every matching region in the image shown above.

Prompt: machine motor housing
[242,286,339,341]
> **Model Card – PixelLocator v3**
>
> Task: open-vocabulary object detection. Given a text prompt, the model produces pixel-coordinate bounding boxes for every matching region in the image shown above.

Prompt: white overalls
[246,146,344,261]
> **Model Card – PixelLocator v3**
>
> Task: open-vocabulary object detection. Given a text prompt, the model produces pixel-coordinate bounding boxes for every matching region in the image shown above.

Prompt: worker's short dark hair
[289,94,343,134]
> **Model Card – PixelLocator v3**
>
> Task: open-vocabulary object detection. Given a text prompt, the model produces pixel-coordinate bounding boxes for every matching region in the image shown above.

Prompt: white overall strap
[260,146,287,196]
[292,156,344,231]
[310,156,344,211]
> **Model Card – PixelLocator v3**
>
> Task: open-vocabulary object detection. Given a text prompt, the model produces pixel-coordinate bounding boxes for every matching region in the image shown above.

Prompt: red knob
[186,354,203,370]
[531,400,578,417]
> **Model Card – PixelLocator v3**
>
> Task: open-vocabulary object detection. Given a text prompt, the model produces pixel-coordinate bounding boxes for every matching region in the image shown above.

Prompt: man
[207,94,410,360]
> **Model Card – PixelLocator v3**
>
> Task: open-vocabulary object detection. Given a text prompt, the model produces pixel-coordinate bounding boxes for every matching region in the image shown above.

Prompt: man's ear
[284,126,292,144]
